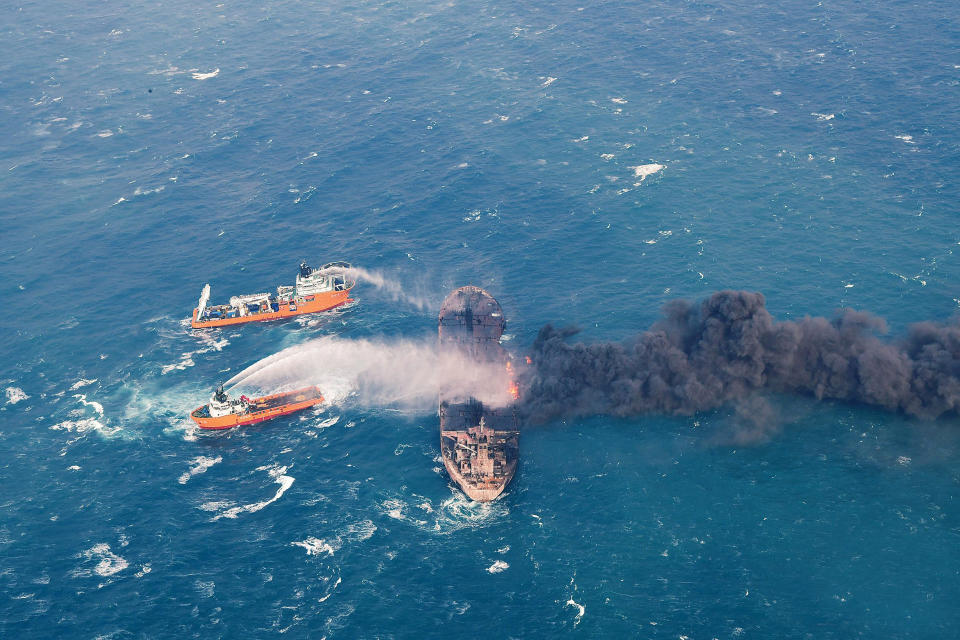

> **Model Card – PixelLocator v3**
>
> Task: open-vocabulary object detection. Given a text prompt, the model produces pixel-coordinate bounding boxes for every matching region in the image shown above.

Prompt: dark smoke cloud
[519,291,960,424]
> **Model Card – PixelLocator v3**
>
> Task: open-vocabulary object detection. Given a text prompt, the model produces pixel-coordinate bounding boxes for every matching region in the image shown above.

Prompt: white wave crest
[487,560,509,573]
[628,163,665,183]
[291,519,377,557]
[566,598,585,626]
[192,68,220,80]
[5,387,28,404]
[292,537,339,556]
[74,543,128,578]
[178,455,222,484]
[74,394,104,417]
[211,465,294,521]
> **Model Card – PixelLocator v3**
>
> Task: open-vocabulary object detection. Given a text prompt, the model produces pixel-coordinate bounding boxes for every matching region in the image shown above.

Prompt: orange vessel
[191,261,355,329]
[190,385,324,430]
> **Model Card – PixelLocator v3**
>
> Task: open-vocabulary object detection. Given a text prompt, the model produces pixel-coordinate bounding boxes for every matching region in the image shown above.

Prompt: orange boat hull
[191,289,352,329]
[190,386,324,430]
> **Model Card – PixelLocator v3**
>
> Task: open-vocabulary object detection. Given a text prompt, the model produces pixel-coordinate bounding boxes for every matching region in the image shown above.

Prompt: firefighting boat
[190,384,324,430]
[191,261,354,328]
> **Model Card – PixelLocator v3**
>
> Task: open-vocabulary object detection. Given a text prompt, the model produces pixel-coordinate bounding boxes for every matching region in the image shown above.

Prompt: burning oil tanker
[438,286,519,501]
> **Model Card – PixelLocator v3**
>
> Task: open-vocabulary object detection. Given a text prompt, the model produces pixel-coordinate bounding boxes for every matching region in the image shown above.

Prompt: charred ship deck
[438,286,518,501]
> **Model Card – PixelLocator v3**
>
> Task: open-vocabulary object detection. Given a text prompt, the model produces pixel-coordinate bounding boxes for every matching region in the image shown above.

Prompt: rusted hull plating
[438,286,519,502]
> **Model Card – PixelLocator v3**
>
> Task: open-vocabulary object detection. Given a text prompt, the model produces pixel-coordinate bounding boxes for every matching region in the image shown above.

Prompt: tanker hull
[438,286,518,502]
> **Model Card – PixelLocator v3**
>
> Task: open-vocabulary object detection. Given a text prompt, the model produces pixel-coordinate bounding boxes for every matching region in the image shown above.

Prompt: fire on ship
[438,286,519,501]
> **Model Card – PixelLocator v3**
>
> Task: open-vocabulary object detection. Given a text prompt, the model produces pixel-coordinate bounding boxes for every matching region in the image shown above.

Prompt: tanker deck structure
[438,286,519,501]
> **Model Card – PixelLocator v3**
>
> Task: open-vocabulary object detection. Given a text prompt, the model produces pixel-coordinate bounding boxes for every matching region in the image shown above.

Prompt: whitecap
[5,387,28,405]
[211,465,294,520]
[178,455,222,484]
[74,394,104,417]
[811,112,835,121]
[51,417,119,437]
[292,537,339,556]
[70,378,97,390]
[628,163,665,182]
[566,598,585,626]
[199,500,234,512]
[292,519,376,557]
[132,185,165,197]
[74,543,128,578]
[895,134,915,144]
[191,68,220,80]
[487,560,509,573]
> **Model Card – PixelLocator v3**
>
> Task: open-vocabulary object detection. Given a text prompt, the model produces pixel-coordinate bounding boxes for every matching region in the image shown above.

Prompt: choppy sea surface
[2,0,959,637]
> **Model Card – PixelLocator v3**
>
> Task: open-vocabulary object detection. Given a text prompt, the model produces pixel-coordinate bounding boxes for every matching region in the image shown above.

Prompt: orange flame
[506,361,519,400]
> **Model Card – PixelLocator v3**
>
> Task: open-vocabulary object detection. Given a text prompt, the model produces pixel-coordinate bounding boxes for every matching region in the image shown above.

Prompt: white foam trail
[317,265,433,311]
[211,465,293,521]
[74,394,104,417]
[226,335,514,410]
[178,455,222,484]
[5,387,28,404]
[191,68,220,80]
[566,598,585,626]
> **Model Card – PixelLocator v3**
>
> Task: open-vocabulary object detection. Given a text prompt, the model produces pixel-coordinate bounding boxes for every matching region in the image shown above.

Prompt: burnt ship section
[438,286,518,502]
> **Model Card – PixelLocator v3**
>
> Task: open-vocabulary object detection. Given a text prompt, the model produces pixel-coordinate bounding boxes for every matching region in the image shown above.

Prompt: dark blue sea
[2,0,959,637]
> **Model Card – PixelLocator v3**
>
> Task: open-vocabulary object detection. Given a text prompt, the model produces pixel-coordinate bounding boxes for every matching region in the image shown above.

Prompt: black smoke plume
[519,291,960,424]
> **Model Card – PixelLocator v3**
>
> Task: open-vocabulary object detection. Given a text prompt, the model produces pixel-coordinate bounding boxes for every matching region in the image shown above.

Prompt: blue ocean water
[2,0,959,636]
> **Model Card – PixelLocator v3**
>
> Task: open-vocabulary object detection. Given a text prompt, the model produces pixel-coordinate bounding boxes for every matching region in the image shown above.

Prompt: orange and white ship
[190,385,324,430]
[191,261,355,329]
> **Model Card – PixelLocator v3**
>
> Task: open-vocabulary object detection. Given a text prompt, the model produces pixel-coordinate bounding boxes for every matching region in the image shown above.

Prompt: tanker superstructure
[438,286,519,501]
[191,261,355,328]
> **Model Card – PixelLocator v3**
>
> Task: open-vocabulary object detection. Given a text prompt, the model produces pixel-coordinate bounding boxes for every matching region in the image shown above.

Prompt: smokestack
[519,290,960,424]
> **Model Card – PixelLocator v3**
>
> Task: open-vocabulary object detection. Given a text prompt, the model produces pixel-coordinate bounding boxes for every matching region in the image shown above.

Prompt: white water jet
[227,335,514,411]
